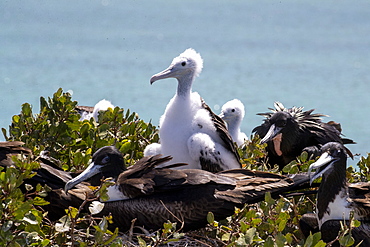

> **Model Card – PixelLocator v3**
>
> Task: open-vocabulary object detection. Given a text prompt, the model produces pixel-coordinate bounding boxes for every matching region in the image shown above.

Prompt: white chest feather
[103,185,129,202]
[318,190,353,228]
[159,93,207,164]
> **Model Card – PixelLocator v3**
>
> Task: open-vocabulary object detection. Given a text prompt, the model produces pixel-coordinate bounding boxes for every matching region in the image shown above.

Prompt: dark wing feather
[0,141,32,166]
[214,170,310,204]
[105,168,310,232]
[23,161,93,220]
[117,155,237,198]
[349,182,370,217]
[199,156,223,173]
[75,105,94,113]
[201,99,241,165]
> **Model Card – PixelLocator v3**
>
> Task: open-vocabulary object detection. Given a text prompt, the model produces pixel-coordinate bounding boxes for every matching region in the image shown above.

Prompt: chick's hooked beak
[150,65,177,84]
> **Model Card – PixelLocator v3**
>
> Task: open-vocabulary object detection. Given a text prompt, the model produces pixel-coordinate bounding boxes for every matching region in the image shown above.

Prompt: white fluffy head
[220,99,245,121]
[172,48,203,78]
[92,99,114,121]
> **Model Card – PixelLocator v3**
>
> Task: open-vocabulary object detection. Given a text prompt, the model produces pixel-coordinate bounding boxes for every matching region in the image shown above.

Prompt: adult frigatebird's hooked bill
[301,142,370,246]
[252,102,355,170]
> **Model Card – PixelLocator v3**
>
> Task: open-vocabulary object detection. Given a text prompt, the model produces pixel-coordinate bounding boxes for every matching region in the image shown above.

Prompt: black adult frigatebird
[252,102,355,170]
[64,146,311,232]
[3,142,310,232]
[301,142,370,246]
[0,141,125,221]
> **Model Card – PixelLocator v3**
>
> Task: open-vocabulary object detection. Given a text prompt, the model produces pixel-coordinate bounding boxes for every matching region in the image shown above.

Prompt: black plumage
[300,142,370,246]
[64,146,310,232]
[252,102,355,170]
[2,142,310,232]
[0,142,125,221]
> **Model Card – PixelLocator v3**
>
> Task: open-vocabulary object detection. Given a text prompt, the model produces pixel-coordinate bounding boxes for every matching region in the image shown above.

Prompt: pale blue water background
[1,1,370,168]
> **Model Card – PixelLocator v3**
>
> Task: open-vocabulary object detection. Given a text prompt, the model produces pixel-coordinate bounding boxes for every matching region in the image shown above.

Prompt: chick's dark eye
[231,109,235,112]
[102,156,110,164]
[181,61,186,66]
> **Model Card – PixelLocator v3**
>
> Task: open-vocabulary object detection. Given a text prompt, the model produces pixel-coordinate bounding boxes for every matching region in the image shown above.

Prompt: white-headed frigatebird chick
[144,48,241,173]
[252,102,355,170]
[219,99,248,148]
[300,142,370,246]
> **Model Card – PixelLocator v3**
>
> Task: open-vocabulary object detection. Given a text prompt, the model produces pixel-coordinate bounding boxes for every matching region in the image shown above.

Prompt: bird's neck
[316,167,347,223]
[176,74,194,98]
[227,120,241,137]
[280,126,300,153]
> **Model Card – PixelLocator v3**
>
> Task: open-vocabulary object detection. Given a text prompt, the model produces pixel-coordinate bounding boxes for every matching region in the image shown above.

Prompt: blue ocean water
[1,0,370,167]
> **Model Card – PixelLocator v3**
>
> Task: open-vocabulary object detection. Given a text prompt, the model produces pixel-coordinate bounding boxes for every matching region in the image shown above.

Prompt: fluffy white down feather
[146,49,240,171]
[219,99,248,147]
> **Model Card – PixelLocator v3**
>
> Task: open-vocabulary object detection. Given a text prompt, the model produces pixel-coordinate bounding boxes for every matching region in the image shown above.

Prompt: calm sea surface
[1,0,370,167]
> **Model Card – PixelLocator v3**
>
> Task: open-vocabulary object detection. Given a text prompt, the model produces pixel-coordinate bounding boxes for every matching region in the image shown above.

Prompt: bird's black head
[308,142,347,185]
[269,111,294,129]
[90,146,125,181]
[65,146,125,192]
[260,111,295,143]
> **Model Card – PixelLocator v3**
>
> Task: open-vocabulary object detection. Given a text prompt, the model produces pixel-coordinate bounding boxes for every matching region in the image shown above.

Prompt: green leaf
[67,206,79,219]
[314,241,327,247]
[163,221,176,232]
[300,151,308,162]
[352,219,361,228]
[207,212,215,224]
[276,232,286,247]
[339,233,355,246]
[285,233,293,244]
[244,228,256,245]
[240,221,248,233]
[264,192,274,206]
[264,236,274,247]
[55,215,71,232]
[33,196,50,206]
[119,140,132,154]
[41,239,50,247]
[137,236,147,247]
[251,218,262,227]
[14,201,32,220]
[12,115,20,123]
[221,233,231,241]
[312,232,322,245]
[22,103,32,116]
[103,226,119,245]
[98,217,109,232]
[304,233,313,247]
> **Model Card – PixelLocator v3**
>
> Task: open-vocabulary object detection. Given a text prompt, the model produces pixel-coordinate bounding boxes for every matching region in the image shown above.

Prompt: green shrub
[0,88,368,246]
